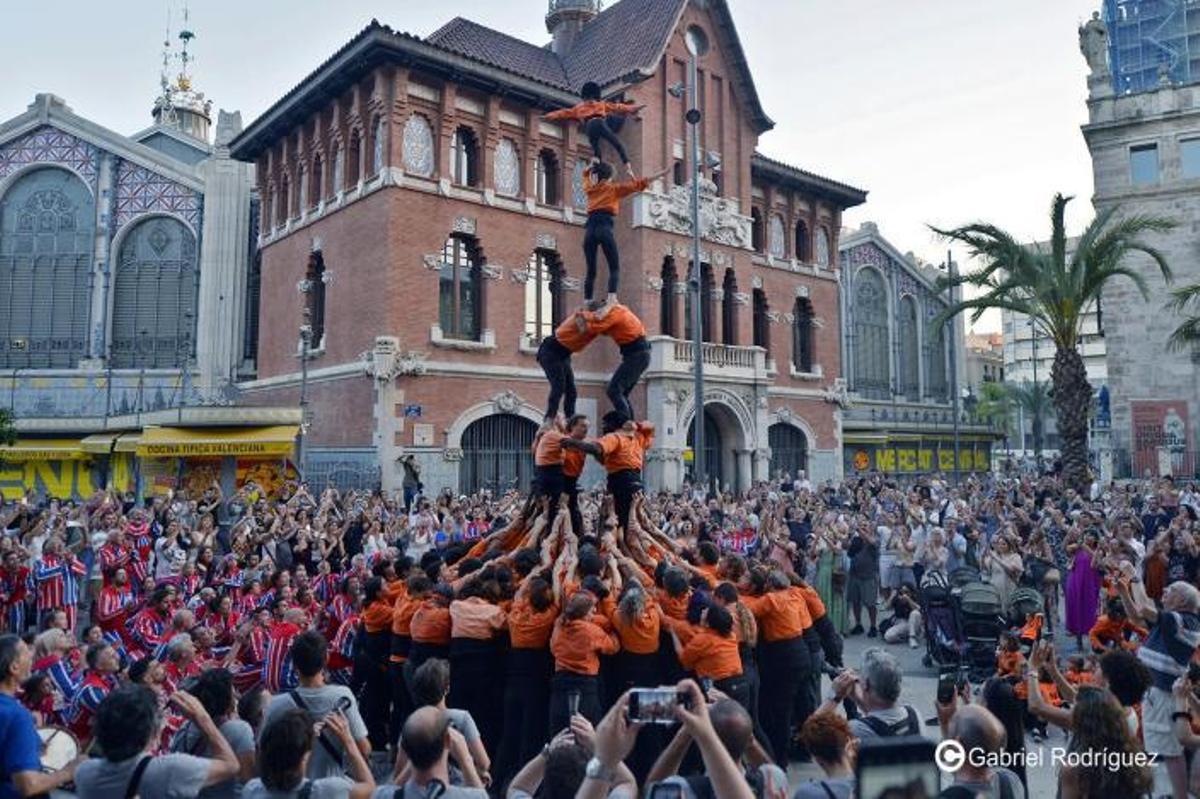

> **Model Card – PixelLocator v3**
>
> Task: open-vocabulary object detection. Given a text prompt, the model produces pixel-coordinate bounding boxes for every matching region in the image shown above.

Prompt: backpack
[859,705,920,737]
[125,756,152,799]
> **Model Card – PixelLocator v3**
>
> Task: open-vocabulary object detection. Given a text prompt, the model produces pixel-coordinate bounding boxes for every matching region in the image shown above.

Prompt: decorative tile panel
[572,161,588,211]
[402,115,435,178]
[494,138,520,197]
[0,125,99,185]
[768,214,786,259]
[112,160,202,229]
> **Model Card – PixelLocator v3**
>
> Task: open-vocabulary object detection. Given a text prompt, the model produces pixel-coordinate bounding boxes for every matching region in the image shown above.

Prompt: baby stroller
[957,581,1006,682]
[919,570,965,670]
[1008,586,1044,629]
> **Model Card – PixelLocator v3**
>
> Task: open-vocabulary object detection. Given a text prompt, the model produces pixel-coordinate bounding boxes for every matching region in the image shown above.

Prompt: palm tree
[1004,381,1052,459]
[974,382,1015,441]
[1167,282,1200,351]
[0,408,13,447]
[931,194,1174,491]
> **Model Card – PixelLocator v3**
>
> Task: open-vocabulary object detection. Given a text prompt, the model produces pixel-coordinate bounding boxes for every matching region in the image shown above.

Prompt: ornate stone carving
[422,254,441,271]
[361,336,427,382]
[481,265,503,281]
[493,389,522,414]
[562,276,581,292]
[644,179,751,248]
[822,379,851,409]
[751,275,763,290]
[766,311,781,323]
[733,292,750,306]
[402,115,435,177]
[494,138,520,197]
[713,289,725,301]
[510,266,532,284]
[443,448,463,462]
[783,313,795,324]
[795,284,810,299]
[714,251,729,267]
[536,232,558,250]
[646,275,664,292]
[673,281,689,295]
[757,396,768,409]
[645,448,683,463]
[452,215,477,235]
[776,406,793,423]
[1079,11,1109,78]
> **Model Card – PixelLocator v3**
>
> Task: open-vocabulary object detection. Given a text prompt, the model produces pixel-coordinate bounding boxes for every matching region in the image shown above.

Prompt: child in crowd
[1088,597,1148,653]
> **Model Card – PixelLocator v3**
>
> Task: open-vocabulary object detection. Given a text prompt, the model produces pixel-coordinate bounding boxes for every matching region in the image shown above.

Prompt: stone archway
[681,395,752,493]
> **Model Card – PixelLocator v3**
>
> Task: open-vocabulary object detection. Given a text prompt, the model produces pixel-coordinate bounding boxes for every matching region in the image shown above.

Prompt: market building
[836,223,999,477]
[0,28,299,499]
[231,0,866,494]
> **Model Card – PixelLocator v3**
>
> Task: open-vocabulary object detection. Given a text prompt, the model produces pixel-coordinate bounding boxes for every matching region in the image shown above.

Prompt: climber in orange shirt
[587,302,651,424]
[579,162,667,308]
[543,81,643,172]
[537,309,597,423]
[1089,599,1149,653]
[563,410,654,534]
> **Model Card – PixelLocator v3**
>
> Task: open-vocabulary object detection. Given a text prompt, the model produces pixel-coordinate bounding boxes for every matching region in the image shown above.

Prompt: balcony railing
[649,336,768,381]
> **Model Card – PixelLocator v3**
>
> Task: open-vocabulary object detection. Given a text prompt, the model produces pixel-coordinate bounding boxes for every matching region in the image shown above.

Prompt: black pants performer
[796,627,823,744]
[387,632,413,748]
[607,469,642,535]
[402,640,449,701]
[548,671,602,734]
[449,638,503,757]
[361,629,392,751]
[535,463,566,523]
[495,647,553,788]
[584,116,629,165]
[564,476,583,538]
[813,613,844,670]
[537,337,576,418]
[607,337,650,422]
[757,635,810,767]
[583,211,619,302]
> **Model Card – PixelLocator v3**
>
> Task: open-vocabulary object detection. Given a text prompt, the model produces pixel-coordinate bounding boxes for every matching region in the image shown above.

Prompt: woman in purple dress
[1064,530,1104,650]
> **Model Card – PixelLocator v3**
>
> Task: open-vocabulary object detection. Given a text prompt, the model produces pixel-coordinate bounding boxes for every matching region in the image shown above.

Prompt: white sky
[0,0,1102,333]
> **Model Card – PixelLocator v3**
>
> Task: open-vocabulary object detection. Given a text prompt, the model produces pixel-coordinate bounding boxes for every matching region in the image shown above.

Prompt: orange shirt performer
[588,303,652,424]
[533,413,590,537]
[536,310,597,423]
[577,162,665,308]
[563,410,654,535]
[544,81,643,172]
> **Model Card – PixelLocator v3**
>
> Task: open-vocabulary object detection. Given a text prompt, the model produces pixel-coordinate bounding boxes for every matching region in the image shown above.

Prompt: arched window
[110,216,199,369]
[265,186,275,231]
[310,155,323,210]
[793,297,814,373]
[535,150,559,205]
[701,263,716,343]
[371,116,385,174]
[815,226,832,267]
[331,145,344,198]
[722,268,738,345]
[768,214,786,259]
[346,131,361,189]
[712,168,722,195]
[750,208,763,253]
[928,314,949,402]
[402,115,435,177]
[0,167,95,368]
[660,258,677,337]
[494,138,520,196]
[769,423,808,479]
[686,408,723,487]
[524,250,562,339]
[278,176,290,226]
[673,161,685,186]
[440,235,482,341]
[795,220,811,262]
[852,268,890,399]
[899,295,920,400]
[753,288,770,353]
[451,127,480,187]
[303,251,327,348]
[459,413,538,493]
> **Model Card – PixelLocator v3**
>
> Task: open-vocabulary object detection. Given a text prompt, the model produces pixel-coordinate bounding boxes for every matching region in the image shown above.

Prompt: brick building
[230,0,866,494]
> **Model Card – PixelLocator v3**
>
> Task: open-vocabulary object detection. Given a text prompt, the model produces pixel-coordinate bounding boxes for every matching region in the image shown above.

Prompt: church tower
[545,0,600,56]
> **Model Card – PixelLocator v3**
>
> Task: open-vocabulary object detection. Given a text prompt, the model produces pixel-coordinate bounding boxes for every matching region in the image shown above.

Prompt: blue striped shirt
[1138,610,1200,691]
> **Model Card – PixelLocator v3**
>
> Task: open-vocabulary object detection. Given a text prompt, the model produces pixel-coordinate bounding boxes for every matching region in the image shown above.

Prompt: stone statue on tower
[1079,11,1109,78]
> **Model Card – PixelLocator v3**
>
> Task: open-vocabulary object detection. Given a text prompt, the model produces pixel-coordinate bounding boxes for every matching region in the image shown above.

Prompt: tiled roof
[427,17,571,90]
[562,0,687,90]
[751,152,868,208]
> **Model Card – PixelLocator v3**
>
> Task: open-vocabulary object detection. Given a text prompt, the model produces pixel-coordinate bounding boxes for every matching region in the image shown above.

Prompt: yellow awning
[0,439,87,461]
[113,434,140,453]
[136,426,299,458]
[80,433,120,454]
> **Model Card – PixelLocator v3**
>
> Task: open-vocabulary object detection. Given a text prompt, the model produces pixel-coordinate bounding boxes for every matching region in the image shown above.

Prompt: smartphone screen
[856,738,939,799]
[936,673,956,705]
[628,687,686,725]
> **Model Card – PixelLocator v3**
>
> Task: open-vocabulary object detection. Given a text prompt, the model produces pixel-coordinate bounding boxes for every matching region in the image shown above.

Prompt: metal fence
[301,449,382,492]
[0,370,240,419]
[1111,448,1200,481]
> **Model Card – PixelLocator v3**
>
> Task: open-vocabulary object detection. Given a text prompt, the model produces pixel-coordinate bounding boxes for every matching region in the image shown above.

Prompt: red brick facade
[233,2,864,493]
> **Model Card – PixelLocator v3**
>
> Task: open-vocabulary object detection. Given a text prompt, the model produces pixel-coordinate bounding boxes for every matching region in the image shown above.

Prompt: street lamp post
[684,25,709,493]
[298,308,312,478]
[947,253,961,482]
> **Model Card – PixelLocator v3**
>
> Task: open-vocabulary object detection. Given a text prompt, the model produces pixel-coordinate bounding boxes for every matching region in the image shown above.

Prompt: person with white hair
[816,647,919,740]
[1118,572,1200,799]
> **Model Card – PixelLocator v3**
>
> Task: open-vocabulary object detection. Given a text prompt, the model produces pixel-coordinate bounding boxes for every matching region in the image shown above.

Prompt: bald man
[944,706,1026,799]
[398,706,488,797]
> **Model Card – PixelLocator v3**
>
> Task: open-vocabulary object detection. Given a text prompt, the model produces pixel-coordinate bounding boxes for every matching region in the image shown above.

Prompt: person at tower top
[543,81,644,173]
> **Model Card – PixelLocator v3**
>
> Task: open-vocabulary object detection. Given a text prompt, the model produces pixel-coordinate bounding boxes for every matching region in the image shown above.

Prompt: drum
[37,726,79,772]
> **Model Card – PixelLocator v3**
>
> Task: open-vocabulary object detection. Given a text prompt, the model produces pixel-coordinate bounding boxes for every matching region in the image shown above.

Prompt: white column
[83,152,115,366]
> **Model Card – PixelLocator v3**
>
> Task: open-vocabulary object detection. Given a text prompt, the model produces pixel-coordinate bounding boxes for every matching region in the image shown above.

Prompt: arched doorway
[459,413,538,493]
[769,423,808,480]
[686,408,722,488]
